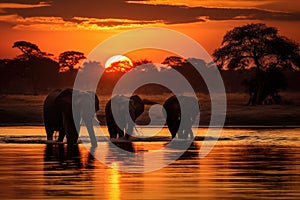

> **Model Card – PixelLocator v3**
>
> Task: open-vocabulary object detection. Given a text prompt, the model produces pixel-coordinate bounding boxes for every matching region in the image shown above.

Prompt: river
[0,126,299,199]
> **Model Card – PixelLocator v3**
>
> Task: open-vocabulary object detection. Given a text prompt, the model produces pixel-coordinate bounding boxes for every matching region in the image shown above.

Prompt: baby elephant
[43,88,99,147]
[163,95,200,139]
[105,95,144,139]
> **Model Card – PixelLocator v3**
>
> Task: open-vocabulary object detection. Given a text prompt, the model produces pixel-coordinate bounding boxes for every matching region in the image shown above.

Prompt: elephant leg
[118,126,124,138]
[125,117,135,139]
[57,129,66,142]
[107,118,118,138]
[46,127,54,141]
[124,124,133,139]
[65,127,78,145]
[108,125,117,138]
[167,118,179,139]
[83,117,98,147]
[116,118,125,138]
[63,114,79,145]
[168,124,178,138]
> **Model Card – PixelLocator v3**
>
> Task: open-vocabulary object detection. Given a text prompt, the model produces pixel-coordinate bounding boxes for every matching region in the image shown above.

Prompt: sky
[0,0,299,63]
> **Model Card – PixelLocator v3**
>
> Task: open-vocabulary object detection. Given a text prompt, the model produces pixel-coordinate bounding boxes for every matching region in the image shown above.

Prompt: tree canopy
[58,51,86,72]
[13,41,53,59]
[162,56,187,67]
[213,23,300,71]
[213,23,300,104]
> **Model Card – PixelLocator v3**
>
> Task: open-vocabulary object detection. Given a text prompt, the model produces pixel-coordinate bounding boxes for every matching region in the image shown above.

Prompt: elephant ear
[55,88,73,109]
[130,95,144,119]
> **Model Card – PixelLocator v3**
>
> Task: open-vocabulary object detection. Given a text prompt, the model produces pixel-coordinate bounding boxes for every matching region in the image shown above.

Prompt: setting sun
[104,55,134,73]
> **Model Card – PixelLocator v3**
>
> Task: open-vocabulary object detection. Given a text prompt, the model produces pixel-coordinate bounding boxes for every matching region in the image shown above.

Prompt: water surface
[0,127,299,199]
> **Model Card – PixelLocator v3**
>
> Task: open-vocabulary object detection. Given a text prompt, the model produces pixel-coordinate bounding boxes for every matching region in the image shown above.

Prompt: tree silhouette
[12,41,58,94]
[133,59,153,67]
[213,23,300,105]
[162,56,187,67]
[13,41,41,56]
[105,60,133,73]
[162,56,208,93]
[13,41,53,59]
[58,51,86,72]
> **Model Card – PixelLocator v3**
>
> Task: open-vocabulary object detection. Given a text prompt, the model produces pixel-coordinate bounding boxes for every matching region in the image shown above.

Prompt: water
[0,127,299,199]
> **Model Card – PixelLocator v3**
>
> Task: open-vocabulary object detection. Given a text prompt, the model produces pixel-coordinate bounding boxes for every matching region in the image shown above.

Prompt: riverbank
[0,93,299,127]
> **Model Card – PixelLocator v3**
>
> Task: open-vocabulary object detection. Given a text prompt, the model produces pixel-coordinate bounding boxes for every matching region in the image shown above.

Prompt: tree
[13,41,53,59]
[213,23,300,104]
[12,41,58,94]
[58,51,86,72]
[162,56,187,67]
[132,59,153,67]
[162,56,209,93]
[105,59,133,73]
[13,41,41,56]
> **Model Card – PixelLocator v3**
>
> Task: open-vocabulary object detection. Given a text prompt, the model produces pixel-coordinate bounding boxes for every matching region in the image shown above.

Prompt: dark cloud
[1,0,299,26]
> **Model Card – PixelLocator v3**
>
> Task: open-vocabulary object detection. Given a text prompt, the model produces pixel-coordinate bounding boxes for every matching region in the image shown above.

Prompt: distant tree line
[0,41,86,94]
[0,23,299,106]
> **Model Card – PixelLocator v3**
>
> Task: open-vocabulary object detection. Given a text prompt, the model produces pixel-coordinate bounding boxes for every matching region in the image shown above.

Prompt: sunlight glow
[109,162,121,200]
[105,55,134,73]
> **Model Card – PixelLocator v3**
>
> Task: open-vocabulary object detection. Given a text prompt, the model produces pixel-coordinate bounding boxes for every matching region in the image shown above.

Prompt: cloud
[0,0,299,31]
[0,14,164,31]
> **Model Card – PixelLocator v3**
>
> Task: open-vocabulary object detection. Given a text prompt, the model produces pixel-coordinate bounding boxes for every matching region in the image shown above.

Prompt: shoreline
[1,93,300,127]
[0,124,299,129]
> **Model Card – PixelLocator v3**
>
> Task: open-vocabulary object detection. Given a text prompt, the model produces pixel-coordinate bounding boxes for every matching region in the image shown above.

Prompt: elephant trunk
[82,113,98,147]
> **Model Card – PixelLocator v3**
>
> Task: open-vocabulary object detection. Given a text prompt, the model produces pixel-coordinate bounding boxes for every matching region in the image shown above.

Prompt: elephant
[43,88,99,147]
[163,95,200,139]
[105,95,144,139]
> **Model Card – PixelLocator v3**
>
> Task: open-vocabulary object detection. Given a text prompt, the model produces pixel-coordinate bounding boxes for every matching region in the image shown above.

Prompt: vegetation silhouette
[58,51,86,72]
[0,41,86,94]
[0,23,299,100]
[213,23,300,105]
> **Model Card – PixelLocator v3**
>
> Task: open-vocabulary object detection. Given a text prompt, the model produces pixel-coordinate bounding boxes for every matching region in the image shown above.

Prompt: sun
[104,55,134,73]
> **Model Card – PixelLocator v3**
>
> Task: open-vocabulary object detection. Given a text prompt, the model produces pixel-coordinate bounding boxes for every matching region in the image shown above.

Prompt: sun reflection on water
[109,162,121,200]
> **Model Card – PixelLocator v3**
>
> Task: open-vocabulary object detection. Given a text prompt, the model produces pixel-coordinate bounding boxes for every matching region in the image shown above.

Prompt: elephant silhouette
[163,95,200,139]
[43,88,99,147]
[105,95,144,139]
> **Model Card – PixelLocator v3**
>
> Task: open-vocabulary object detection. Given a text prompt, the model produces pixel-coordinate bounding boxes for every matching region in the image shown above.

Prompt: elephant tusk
[94,114,100,123]
[134,126,143,137]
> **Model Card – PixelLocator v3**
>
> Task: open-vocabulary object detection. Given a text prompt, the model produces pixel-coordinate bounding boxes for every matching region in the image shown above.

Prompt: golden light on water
[109,162,121,200]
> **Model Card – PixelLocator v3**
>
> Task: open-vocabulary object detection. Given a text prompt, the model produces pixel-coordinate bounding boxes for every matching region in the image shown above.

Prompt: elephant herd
[43,88,200,146]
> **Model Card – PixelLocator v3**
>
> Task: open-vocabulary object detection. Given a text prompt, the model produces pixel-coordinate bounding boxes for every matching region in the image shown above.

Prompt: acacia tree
[12,41,57,94]
[58,51,86,72]
[13,41,53,59]
[13,41,41,57]
[213,23,300,104]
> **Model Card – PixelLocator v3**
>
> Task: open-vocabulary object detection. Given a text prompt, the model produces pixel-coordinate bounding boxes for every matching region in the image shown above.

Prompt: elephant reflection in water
[105,95,144,139]
[43,144,96,197]
[163,95,200,139]
[44,144,96,169]
[43,88,99,147]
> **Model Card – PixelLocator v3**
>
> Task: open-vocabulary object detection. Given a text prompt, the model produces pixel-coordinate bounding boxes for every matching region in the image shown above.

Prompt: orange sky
[0,0,299,64]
